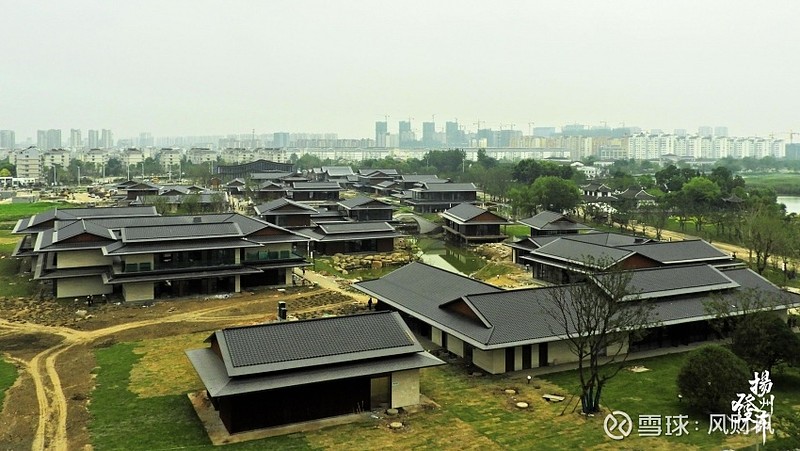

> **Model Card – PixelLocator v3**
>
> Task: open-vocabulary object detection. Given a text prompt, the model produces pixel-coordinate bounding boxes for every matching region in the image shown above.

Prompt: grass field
[0,202,66,222]
[89,338,798,450]
[743,173,800,195]
[0,359,18,408]
[0,229,37,297]
[502,224,529,238]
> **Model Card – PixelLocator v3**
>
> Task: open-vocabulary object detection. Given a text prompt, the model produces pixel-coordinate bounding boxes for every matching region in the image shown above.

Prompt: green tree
[296,154,323,170]
[507,184,536,218]
[179,194,201,215]
[681,176,721,231]
[0,168,11,177]
[513,159,573,184]
[677,345,750,414]
[105,158,123,177]
[731,312,800,372]
[530,176,581,213]
[741,207,785,274]
[476,148,497,169]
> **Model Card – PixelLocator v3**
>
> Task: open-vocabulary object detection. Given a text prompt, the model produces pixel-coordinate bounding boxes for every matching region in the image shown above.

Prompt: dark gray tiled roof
[55,219,116,242]
[620,240,731,264]
[338,197,392,209]
[321,166,354,176]
[13,206,159,233]
[552,232,649,247]
[217,311,421,376]
[291,182,342,191]
[319,222,395,234]
[120,222,243,243]
[412,182,477,192]
[254,198,318,215]
[518,211,592,231]
[187,347,443,397]
[429,266,797,348]
[250,171,293,180]
[103,238,261,255]
[354,262,502,344]
[442,203,509,224]
[616,188,656,200]
[257,181,287,190]
[358,169,399,176]
[594,264,739,301]
[528,238,633,268]
[400,174,439,182]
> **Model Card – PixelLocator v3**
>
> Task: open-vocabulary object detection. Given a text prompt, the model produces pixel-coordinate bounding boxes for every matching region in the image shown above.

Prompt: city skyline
[3,1,799,140]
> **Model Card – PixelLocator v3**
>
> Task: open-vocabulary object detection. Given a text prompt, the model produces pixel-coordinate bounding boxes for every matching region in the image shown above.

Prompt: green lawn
[743,173,800,195]
[0,202,66,222]
[503,224,529,238]
[0,229,37,297]
[0,358,17,407]
[91,343,312,450]
[90,340,800,450]
[543,352,800,450]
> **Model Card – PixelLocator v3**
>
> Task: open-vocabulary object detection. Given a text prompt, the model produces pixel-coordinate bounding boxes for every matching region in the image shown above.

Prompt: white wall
[391,369,420,408]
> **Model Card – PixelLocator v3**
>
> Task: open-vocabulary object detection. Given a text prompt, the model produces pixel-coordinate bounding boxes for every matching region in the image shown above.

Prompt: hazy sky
[3,1,799,140]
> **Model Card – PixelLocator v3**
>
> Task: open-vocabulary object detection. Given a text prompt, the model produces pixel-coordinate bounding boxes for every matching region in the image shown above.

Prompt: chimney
[277,301,287,320]
[193,217,202,223]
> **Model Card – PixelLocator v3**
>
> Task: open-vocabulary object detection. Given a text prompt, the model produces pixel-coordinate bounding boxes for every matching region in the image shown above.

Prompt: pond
[414,237,487,277]
[778,196,800,214]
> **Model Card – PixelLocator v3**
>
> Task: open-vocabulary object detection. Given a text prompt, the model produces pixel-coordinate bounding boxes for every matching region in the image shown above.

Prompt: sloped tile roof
[620,240,731,264]
[338,197,392,209]
[442,203,509,223]
[518,211,592,231]
[120,222,243,242]
[216,311,421,376]
[254,198,318,215]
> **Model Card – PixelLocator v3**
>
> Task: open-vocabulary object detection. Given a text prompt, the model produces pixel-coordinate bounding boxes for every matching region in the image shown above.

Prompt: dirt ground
[0,280,372,451]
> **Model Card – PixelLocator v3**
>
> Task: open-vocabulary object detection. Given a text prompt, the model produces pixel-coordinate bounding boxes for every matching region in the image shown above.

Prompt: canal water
[778,196,800,214]
[414,237,486,276]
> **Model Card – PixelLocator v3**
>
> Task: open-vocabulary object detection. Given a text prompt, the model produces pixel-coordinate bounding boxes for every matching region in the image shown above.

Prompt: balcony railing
[244,250,304,262]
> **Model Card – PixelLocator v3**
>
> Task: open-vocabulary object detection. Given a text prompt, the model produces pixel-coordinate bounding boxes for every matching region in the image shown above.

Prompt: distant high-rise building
[674,128,687,137]
[532,127,556,137]
[422,122,436,147]
[70,129,82,148]
[562,124,586,134]
[37,129,62,149]
[87,130,99,148]
[399,121,415,148]
[375,121,388,147]
[100,129,113,148]
[445,121,463,146]
[698,126,713,137]
[0,130,15,149]
[714,126,729,137]
[138,132,154,147]
[273,132,290,148]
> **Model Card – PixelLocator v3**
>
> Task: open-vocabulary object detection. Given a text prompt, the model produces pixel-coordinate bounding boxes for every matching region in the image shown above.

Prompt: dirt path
[0,285,366,451]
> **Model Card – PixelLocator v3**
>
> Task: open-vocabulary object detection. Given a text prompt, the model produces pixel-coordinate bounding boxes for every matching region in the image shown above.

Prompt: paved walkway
[395,213,441,234]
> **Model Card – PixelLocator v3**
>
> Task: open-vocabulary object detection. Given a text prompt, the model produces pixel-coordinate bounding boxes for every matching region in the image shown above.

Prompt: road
[0,285,364,451]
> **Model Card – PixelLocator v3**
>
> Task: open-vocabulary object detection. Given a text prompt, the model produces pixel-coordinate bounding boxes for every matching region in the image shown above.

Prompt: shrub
[677,345,750,414]
[731,312,800,372]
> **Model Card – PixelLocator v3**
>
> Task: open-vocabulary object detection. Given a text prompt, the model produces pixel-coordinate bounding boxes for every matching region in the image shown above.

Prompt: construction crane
[474,120,484,131]
[788,131,799,144]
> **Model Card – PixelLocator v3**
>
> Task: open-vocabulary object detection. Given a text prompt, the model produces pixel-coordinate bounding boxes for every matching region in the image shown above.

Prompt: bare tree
[544,258,655,414]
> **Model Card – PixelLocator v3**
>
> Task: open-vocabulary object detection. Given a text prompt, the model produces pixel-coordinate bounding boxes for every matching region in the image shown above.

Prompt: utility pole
[77,166,80,187]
